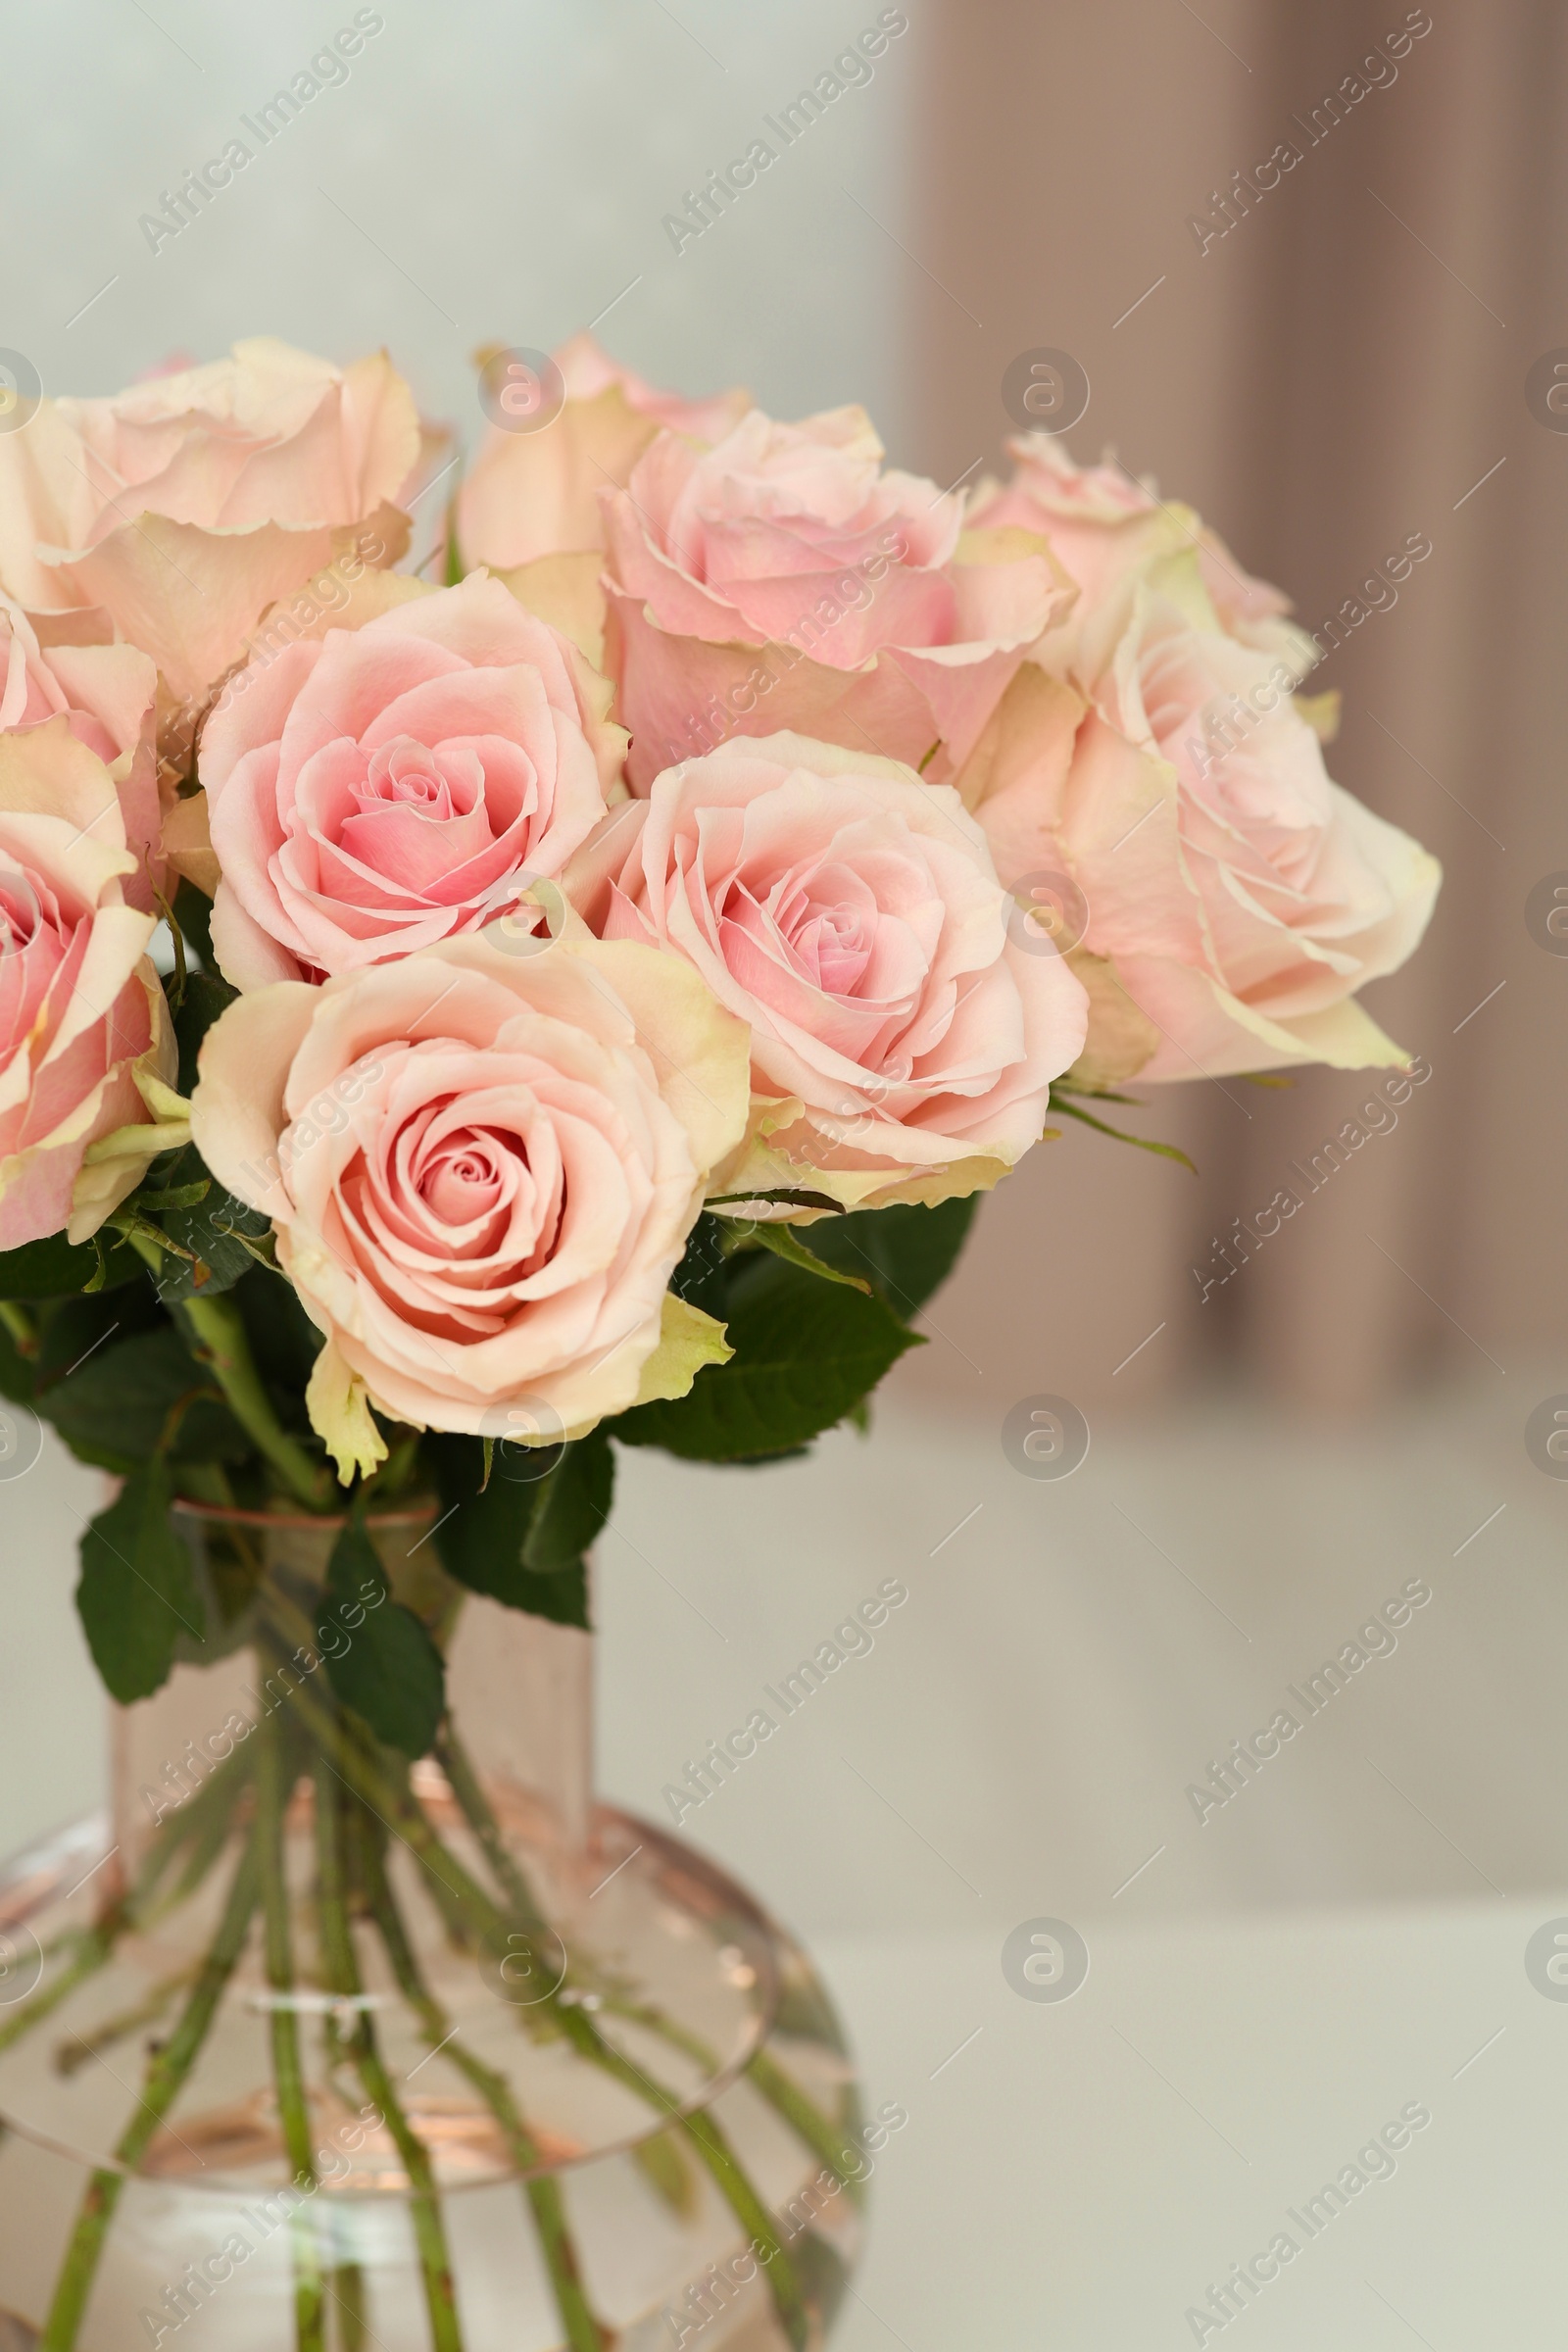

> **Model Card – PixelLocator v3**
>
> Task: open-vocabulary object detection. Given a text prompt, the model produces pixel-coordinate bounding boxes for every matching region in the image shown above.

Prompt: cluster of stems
[1,1584,857,2352]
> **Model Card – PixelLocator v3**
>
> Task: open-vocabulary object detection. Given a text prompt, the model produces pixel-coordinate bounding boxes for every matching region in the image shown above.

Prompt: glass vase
[0,1503,866,2351]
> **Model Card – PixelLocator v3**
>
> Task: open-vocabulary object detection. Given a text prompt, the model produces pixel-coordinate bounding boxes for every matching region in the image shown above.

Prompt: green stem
[53,1968,194,2077]
[176,1292,332,1510]
[359,1806,607,2352]
[556,2011,810,2351]
[605,1993,865,2209]
[438,1735,864,2209]
[266,1606,810,2344]
[323,2264,368,2350]
[0,1747,253,2063]
[0,1929,119,2061]
[312,1758,465,2352]
[0,1298,37,1354]
[257,1698,326,2352]
[40,1832,262,2352]
[432,1723,549,1929]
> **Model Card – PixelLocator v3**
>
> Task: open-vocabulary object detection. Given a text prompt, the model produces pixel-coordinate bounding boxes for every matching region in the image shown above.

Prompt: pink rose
[602,405,1069,793]
[190,937,751,1461]
[200,573,625,989]
[457,331,750,571]
[0,338,419,701]
[0,596,162,911]
[975,432,1314,672]
[960,561,1440,1080]
[565,732,1087,1211]
[0,717,176,1250]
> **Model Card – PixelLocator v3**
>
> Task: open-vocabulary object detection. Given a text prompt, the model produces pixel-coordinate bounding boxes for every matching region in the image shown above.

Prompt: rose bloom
[565,732,1088,1211]
[458,330,750,572]
[0,596,162,911]
[0,718,175,1250]
[958,555,1441,1080]
[601,404,1069,793]
[0,338,419,701]
[973,430,1316,673]
[190,937,751,1461]
[200,572,625,989]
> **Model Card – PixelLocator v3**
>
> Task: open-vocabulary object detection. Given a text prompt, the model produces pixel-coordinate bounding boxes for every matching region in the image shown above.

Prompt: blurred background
[4,3,1566,2343]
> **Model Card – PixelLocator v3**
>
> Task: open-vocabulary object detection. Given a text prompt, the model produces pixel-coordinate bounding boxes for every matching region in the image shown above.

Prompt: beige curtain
[900,0,1568,1415]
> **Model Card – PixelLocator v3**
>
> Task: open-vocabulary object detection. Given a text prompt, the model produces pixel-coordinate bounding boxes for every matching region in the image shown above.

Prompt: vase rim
[170,1496,437,1533]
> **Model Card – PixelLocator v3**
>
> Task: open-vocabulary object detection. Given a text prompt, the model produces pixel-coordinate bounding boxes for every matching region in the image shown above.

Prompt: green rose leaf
[615,1258,922,1462]
[172,968,237,1099]
[318,1516,446,1758]
[76,1460,204,1702]
[426,1434,594,1630]
[0,1229,141,1301]
[172,878,217,973]
[523,1433,613,1579]
[792,1195,978,1316]
[35,1325,244,1473]
[146,1147,274,1305]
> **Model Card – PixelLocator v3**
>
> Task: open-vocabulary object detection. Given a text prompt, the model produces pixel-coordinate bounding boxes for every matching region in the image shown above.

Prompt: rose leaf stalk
[357,1790,609,2352]
[256,1696,326,2352]
[176,1291,333,1511]
[312,1756,466,2352]
[39,1831,263,2352]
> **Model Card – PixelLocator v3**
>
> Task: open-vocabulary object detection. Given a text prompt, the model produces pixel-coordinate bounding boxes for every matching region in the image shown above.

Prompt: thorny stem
[551,2005,811,2352]
[0,1298,37,1354]
[431,1722,548,1931]
[604,1994,867,2209]
[435,1722,864,2209]
[0,1747,255,2062]
[38,1831,262,2352]
[53,1967,195,2077]
[16,1584,844,2352]
[256,1696,326,2352]
[312,1756,465,2352]
[287,1673,811,2344]
[176,1292,333,1511]
[358,1798,608,2352]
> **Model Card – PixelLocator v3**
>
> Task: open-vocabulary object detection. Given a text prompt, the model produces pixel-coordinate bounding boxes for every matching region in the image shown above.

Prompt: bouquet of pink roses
[0,335,1439,1644]
[0,333,1438,2352]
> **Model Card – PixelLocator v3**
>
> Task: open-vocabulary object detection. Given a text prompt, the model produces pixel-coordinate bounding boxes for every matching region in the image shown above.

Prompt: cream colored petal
[631,1294,733,1407]
[307,1338,391,1485]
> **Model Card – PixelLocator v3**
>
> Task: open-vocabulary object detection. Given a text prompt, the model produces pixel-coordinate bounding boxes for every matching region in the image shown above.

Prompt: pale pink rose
[457,331,750,572]
[565,732,1088,1211]
[959,564,1440,1080]
[0,338,419,702]
[974,432,1314,672]
[602,406,1070,793]
[0,717,175,1249]
[190,937,751,1453]
[200,573,625,990]
[0,597,162,910]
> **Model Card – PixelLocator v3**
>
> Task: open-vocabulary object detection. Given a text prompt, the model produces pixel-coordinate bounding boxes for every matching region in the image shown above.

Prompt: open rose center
[319,1061,580,1345]
[0,866,73,1051]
